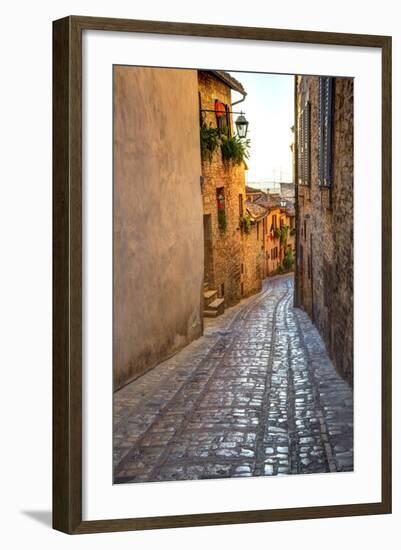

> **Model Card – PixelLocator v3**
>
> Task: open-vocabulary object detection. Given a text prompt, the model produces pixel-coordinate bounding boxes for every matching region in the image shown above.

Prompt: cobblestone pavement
[114,274,353,483]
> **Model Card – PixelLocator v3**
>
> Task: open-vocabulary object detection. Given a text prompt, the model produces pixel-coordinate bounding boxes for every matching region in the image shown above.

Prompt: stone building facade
[252,191,296,277]
[242,201,267,296]
[199,71,264,310]
[294,75,353,382]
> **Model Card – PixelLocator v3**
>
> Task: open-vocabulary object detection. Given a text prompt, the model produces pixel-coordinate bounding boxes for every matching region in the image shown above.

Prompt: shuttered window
[297,100,311,186]
[318,77,334,187]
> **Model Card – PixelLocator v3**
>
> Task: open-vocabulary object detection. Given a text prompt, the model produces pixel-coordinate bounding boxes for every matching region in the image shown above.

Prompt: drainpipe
[232,92,247,107]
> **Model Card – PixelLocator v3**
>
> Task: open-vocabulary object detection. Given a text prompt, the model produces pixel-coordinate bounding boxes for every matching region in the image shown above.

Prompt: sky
[229,72,295,186]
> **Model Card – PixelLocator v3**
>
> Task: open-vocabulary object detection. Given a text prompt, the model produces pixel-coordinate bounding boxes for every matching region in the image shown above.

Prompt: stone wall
[113,67,204,390]
[295,75,353,382]
[241,220,264,297]
[199,71,247,306]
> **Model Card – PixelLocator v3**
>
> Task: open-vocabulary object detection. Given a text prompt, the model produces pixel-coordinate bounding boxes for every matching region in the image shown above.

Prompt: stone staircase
[203,283,225,318]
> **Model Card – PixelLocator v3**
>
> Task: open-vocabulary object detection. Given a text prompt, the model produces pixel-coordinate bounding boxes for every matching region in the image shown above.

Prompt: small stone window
[216,187,227,232]
[215,99,231,135]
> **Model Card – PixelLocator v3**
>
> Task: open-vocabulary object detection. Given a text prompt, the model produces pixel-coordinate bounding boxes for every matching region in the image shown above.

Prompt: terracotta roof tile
[245,200,267,222]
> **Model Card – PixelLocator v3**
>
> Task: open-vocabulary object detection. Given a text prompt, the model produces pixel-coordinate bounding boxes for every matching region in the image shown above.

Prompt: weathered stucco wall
[114,66,204,390]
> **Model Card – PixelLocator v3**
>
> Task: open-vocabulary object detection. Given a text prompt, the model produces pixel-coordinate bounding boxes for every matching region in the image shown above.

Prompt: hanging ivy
[218,209,227,232]
[239,213,251,235]
[280,225,289,246]
[200,124,221,162]
[274,227,281,240]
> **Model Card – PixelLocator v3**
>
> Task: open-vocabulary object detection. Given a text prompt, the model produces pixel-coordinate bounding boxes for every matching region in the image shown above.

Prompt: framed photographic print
[53,16,392,534]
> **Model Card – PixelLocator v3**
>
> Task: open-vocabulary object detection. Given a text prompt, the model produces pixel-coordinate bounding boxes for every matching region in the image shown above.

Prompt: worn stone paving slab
[113,274,353,483]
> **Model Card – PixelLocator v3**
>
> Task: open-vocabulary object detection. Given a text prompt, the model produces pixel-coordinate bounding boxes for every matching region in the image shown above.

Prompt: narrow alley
[114,274,353,483]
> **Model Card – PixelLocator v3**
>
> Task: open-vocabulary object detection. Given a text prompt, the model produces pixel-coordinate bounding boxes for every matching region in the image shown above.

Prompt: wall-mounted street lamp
[280,199,287,208]
[235,112,249,139]
[200,108,249,139]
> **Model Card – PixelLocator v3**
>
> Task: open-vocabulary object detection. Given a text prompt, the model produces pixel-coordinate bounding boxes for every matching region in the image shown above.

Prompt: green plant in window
[274,227,281,240]
[239,213,251,235]
[218,209,227,232]
[220,134,250,165]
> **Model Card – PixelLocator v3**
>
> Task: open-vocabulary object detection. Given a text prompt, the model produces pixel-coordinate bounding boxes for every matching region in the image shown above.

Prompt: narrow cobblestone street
[114,274,353,483]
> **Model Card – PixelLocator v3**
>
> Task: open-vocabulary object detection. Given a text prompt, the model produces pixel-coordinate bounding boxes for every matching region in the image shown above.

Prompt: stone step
[203,289,218,307]
[207,297,225,315]
[203,309,218,318]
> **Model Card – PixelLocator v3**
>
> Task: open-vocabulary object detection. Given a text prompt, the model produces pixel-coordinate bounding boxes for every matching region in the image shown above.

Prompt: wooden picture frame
[53,15,392,534]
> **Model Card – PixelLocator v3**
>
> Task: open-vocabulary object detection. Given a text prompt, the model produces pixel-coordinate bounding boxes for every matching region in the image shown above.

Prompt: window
[216,187,226,231]
[215,99,230,134]
[318,77,334,187]
[298,100,311,185]
[239,194,243,216]
[272,214,277,230]
[257,222,260,240]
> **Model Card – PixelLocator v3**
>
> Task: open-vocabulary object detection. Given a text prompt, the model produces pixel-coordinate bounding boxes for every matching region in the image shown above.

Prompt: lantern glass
[235,113,249,139]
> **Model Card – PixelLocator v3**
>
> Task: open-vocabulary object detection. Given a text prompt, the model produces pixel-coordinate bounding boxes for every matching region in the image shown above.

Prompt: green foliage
[200,124,250,166]
[239,213,251,235]
[290,227,296,236]
[220,134,250,166]
[274,227,281,240]
[218,209,227,232]
[280,225,289,246]
[283,248,294,271]
[277,265,284,274]
[200,124,220,162]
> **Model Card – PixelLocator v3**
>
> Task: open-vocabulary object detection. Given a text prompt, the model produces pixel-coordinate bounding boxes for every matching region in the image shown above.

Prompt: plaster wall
[113,66,204,389]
